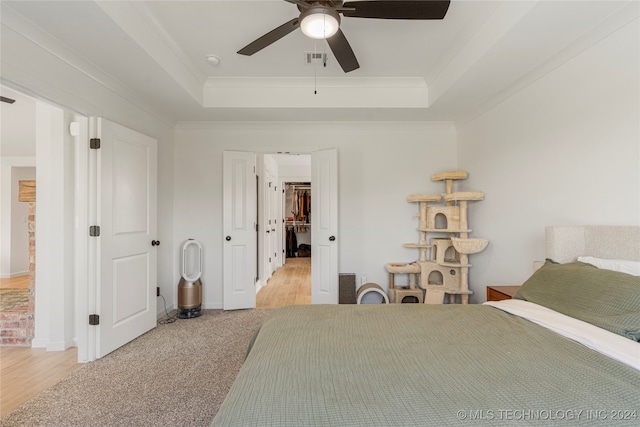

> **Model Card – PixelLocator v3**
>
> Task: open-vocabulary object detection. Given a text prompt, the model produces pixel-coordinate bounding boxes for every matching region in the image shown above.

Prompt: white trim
[174,121,456,132]
[30,338,47,348]
[0,271,28,279]
[74,116,90,363]
[45,340,72,352]
[85,117,99,362]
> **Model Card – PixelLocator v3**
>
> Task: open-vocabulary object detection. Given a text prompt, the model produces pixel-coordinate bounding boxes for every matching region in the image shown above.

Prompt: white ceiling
[0,86,36,157]
[1,1,636,124]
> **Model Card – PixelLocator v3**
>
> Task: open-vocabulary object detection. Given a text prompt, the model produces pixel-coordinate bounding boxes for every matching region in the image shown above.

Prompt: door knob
[225,236,231,241]
[329,236,336,241]
[266,230,270,234]
[151,240,160,246]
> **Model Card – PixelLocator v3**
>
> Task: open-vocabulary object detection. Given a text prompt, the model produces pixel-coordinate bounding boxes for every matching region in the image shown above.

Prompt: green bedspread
[212,304,640,426]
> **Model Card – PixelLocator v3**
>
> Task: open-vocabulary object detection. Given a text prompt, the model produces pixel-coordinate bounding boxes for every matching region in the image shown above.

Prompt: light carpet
[0,309,273,427]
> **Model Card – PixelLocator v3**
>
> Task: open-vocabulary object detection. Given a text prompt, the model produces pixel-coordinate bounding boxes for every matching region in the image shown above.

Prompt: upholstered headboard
[545,226,640,264]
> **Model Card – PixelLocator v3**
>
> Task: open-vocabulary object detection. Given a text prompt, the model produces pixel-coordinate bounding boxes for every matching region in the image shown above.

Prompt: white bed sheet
[484,299,640,372]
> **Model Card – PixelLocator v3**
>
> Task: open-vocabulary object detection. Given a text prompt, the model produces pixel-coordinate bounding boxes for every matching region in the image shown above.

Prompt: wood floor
[1,276,80,417]
[0,275,29,289]
[257,257,311,308]
[0,346,80,417]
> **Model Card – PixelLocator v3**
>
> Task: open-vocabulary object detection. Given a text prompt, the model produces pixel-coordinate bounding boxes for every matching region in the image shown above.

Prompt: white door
[95,118,157,358]
[264,176,274,280]
[223,151,257,310]
[311,149,339,304]
[268,179,278,276]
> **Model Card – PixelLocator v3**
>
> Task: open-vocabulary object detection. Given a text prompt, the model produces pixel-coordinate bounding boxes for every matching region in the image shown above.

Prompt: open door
[223,151,257,310]
[311,149,338,304]
[93,118,158,358]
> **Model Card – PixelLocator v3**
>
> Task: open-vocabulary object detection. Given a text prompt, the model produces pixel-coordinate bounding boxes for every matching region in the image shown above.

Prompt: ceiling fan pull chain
[323,33,327,68]
[314,41,318,95]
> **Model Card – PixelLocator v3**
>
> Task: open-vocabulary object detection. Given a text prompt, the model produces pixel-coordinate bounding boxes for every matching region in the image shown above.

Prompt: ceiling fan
[237,0,451,73]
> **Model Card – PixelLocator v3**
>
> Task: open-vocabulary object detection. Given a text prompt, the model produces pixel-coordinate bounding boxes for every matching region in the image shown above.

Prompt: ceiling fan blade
[326,28,359,73]
[238,18,300,56]
[343,0,450,19]
[1,96,16,104]
[284,0,311,9]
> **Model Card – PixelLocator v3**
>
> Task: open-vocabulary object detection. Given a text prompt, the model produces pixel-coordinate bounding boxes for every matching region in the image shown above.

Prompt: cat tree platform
[385,262,421,304]
[451,237,489,254]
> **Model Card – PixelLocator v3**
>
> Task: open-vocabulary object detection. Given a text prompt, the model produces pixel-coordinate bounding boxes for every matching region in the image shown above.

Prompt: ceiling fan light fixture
[300,7,340,40]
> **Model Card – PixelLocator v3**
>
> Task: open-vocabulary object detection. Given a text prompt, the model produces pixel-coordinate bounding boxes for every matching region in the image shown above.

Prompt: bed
[212,226,640,426]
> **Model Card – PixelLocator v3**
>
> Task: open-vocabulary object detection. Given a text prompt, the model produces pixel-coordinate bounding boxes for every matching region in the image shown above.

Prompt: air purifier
[177,239,203,319]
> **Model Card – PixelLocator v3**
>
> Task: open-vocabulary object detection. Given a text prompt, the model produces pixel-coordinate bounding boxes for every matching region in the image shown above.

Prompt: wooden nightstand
[486,285,521,302]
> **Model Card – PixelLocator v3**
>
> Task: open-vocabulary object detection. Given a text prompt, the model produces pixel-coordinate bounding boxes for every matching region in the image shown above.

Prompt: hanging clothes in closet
[291,188,311,230]
[286,227,297,258]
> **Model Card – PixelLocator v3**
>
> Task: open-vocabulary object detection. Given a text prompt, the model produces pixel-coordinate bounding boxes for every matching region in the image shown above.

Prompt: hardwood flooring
[257,257,311,308]
[0,275,29,289]
[0,346,80,417]
[0,277,79,417]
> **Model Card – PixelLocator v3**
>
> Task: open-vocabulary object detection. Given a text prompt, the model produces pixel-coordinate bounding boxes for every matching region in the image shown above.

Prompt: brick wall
[0,202,35,346]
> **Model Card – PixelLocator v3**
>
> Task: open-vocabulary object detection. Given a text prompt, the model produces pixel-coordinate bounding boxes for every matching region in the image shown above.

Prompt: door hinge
[269,257,271,263]
[89,225,100,236]
[90,138,101,149]
[89,314,100,325]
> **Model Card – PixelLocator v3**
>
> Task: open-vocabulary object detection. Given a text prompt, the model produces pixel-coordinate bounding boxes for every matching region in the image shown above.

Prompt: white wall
[457,19,640,301]
[0,88,36,278]
[10,166,35,275]
[0,158,35,277]
[33,100,69,349]
[174,122,457,308]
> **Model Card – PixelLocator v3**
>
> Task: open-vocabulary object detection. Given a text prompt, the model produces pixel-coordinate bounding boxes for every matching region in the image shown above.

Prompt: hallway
[256,258,311,308]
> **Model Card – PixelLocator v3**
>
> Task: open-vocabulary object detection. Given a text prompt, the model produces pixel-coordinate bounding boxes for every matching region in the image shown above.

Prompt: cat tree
[386,171,488,304]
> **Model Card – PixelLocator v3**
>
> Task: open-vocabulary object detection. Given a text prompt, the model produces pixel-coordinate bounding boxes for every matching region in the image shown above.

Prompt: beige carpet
[0,309,273,427]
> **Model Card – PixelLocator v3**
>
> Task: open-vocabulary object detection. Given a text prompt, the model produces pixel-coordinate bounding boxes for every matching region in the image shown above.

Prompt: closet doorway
[285,183,311,259]
[256,156,312,308]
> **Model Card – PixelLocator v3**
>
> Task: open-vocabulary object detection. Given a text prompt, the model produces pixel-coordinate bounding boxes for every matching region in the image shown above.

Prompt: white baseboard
[0,270,29,279]
[202,302,223,310]
[157,303,176,319]
[32,338,77,351]
[46,340,71,351]
[31,338,47,348]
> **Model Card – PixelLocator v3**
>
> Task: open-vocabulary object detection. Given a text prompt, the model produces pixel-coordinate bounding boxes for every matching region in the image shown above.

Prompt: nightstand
[486,285,521,302]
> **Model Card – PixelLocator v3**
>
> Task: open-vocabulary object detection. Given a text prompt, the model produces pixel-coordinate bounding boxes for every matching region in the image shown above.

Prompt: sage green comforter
[212,305,640,426]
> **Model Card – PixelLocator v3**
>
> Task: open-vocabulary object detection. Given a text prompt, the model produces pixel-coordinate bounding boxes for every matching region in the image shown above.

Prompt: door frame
[250,148,338,306]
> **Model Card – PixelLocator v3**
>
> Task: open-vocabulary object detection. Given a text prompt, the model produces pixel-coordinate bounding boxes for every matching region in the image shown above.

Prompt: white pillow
[577,256,640,276]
